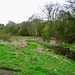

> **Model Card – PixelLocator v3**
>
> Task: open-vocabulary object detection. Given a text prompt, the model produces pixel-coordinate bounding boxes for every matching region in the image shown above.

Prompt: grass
[0,36,75,75]
[27,42,39,49]
[11,36,41,41]
[37,40,75,52]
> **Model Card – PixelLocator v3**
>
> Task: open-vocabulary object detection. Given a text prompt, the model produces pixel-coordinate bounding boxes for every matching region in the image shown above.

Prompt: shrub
[0,33,11,41]
[41,25,53,41]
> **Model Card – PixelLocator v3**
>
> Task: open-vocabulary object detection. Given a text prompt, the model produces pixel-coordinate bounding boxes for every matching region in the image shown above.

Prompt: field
[0,36,75,75]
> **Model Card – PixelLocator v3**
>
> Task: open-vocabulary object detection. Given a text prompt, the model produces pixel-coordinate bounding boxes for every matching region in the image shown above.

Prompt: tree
[0,23,4,30]
[41,3,60,25]
[65,0,75,17]
[19,21,29,36]
[28,14,42,37]
[5,21,19,35]
[53,6,75,43]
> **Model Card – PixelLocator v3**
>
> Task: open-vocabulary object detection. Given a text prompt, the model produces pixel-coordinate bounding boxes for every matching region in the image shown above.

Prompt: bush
[0,33,11,41]
[53,20,75,43]
[41,25,53,41]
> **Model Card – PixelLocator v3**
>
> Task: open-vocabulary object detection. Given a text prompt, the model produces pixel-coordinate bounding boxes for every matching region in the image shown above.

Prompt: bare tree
[65,0,75,18]
[28,14,41,41]
[41,3,60,24]
[41,3,54,22]
[29,13,40,22]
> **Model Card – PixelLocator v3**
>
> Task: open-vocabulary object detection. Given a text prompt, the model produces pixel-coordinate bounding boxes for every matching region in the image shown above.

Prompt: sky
[0,0,65,25]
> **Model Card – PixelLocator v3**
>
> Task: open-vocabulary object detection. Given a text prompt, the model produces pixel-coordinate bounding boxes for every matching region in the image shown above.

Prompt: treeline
[0,0,75,43]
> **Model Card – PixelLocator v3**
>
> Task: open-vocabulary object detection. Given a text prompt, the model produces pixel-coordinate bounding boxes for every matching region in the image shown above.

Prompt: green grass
[0,43,75,75]
[11,36,41,41]
[27,42,39,49]
[0,36,75,75]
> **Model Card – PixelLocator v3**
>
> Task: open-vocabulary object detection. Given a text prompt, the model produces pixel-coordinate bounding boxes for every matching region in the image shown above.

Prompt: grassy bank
[0,36,75,75]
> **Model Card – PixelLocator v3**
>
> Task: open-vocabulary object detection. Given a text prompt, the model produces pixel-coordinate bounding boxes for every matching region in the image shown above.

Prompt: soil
[0,67,22,75]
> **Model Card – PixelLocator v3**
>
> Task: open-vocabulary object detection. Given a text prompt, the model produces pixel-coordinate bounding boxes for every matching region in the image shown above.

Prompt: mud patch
[0,67,22,72]
[36,48,44,53]
[0,69,13,75]
[0,67,22,75]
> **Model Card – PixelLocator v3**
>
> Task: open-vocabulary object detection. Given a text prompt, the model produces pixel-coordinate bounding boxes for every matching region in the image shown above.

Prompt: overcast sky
[0,0,65,24]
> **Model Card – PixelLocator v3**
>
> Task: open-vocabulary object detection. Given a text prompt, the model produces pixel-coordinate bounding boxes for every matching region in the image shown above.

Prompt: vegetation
[0,0,75,43]
[0,37,75,75]
[0,0,75,74]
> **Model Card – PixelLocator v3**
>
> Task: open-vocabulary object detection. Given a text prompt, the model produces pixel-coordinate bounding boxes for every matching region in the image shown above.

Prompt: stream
[37,41,75,61]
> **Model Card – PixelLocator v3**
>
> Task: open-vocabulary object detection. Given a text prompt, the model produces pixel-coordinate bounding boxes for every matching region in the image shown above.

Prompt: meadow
[0,36,75,75]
